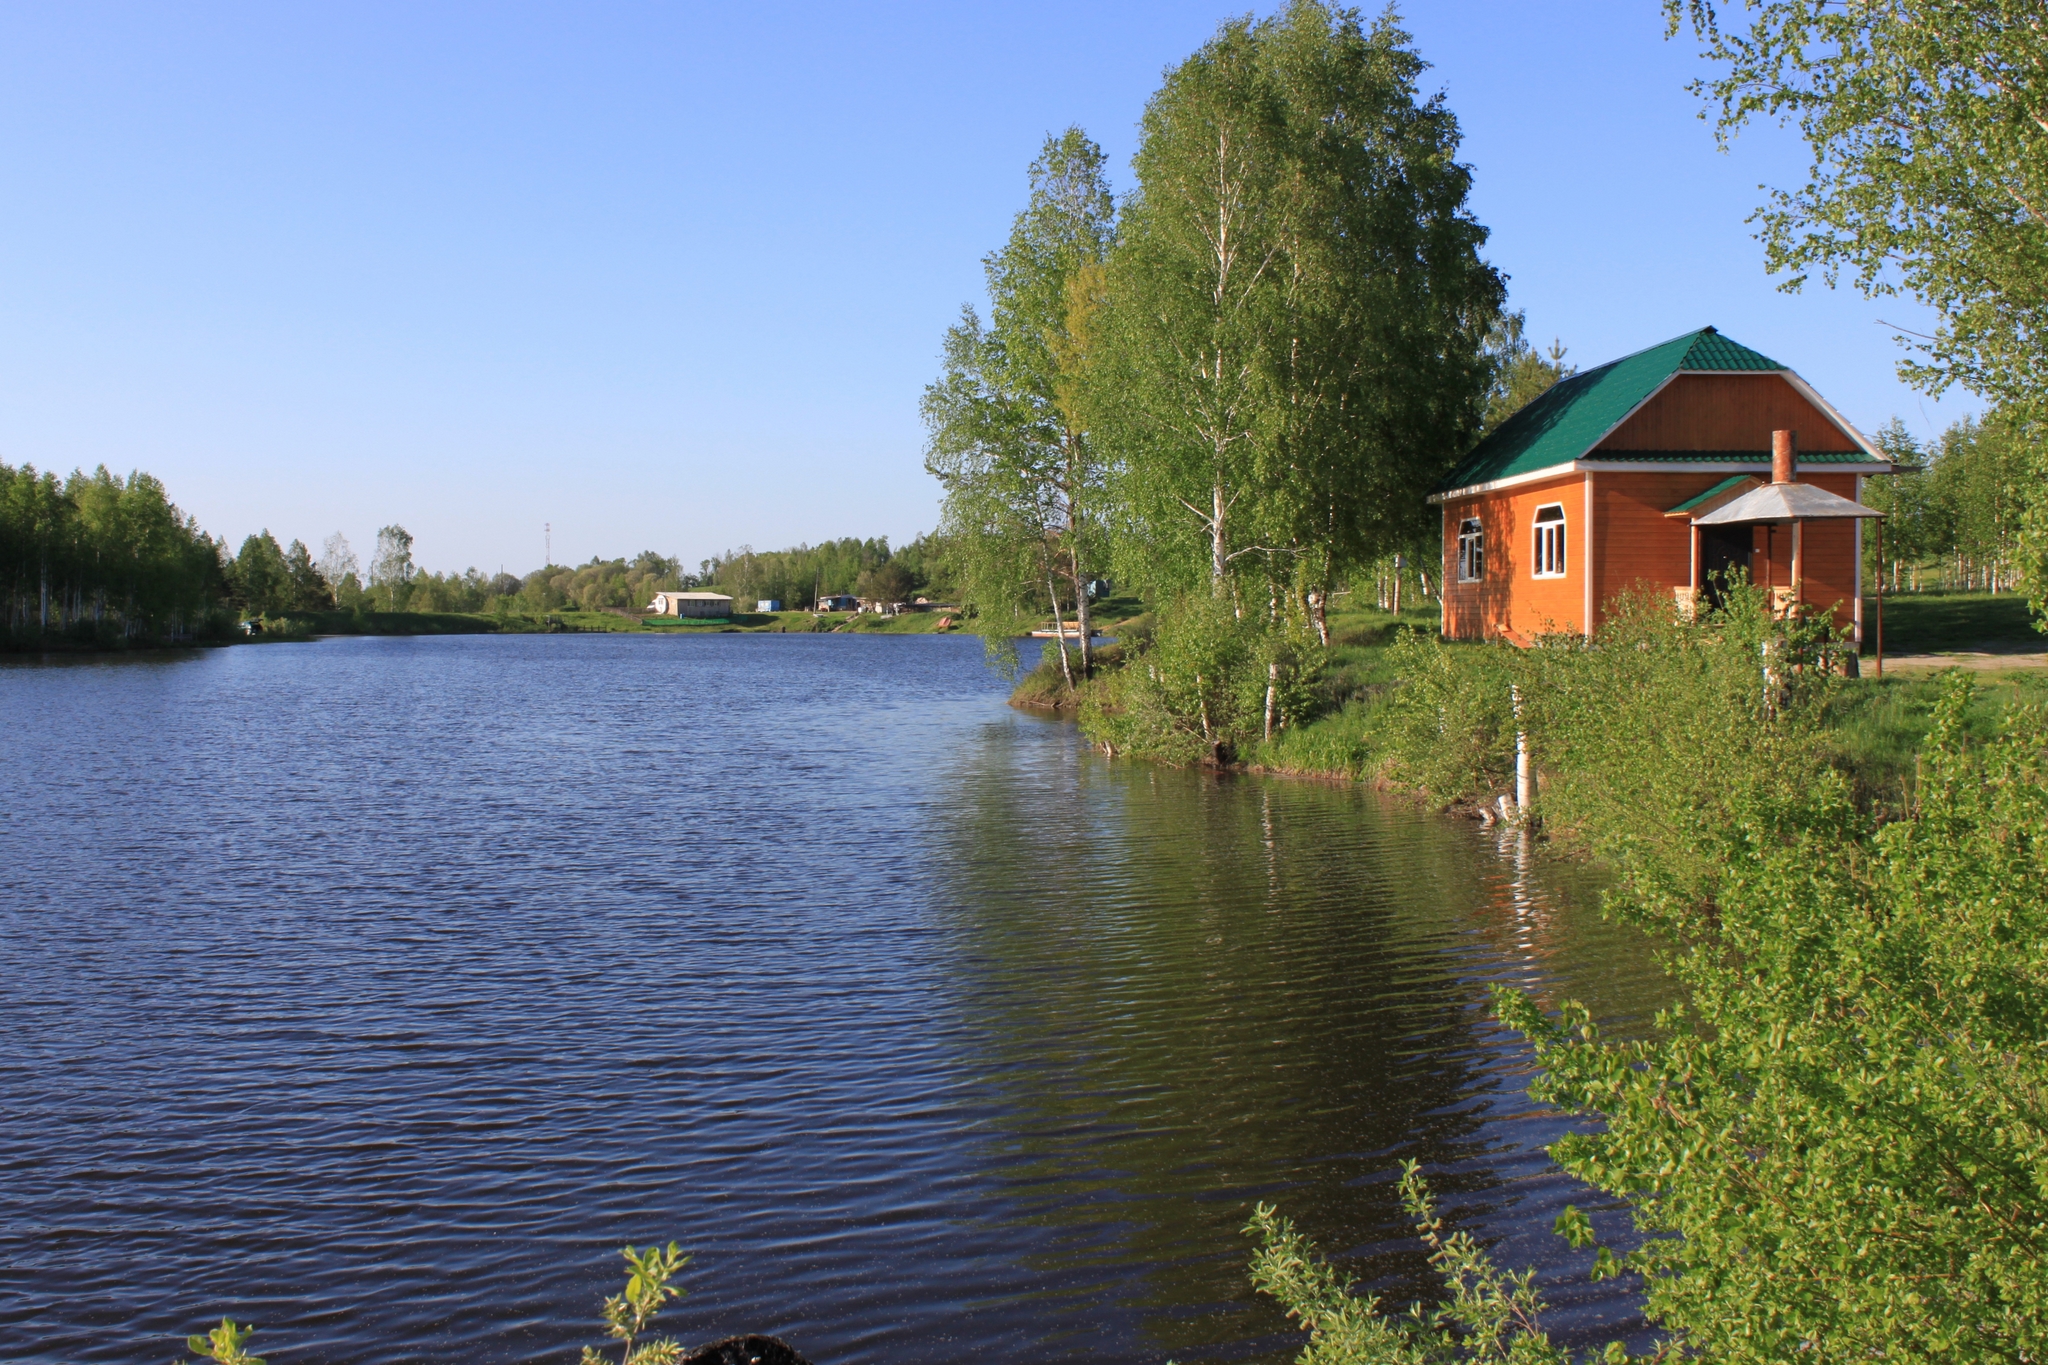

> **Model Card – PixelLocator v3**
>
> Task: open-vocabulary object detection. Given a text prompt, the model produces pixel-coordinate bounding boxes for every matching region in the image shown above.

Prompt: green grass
[293,609,516,635]
[1867,590,2042,654]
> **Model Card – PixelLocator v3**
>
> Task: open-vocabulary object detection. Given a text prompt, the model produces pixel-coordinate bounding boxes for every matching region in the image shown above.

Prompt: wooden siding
[1440,472,1585,642]
[1596,374,1860,453]
[1592,472,1729,617]
[1442,470,1865,642]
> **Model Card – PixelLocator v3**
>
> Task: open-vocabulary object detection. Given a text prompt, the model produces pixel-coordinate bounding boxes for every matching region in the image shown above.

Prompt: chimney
[1771,429,1796,484]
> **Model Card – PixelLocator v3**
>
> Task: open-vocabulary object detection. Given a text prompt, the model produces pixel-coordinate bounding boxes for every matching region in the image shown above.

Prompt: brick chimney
[1772,429,1796,484]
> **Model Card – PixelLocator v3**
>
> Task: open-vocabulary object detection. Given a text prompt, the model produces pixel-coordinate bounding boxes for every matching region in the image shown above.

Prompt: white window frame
[1457,518,1484,582]
[1531,503,1567,579]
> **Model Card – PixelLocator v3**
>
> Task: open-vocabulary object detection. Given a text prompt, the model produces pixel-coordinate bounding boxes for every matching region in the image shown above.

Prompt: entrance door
[1700,526,1752,607]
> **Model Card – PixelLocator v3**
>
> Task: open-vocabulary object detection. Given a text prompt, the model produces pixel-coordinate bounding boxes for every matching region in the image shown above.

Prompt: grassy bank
[1025,591,2047,814]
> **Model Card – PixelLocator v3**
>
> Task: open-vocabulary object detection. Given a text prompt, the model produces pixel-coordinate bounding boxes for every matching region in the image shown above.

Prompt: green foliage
[1663,1,2048,622]
[1375,629,1521,804]
[368,525,415,611]
[924,128,1114,664]
[1081,595,1321,763]
[1245,1163,1633,1365]
[583,1242,691,1365]
[1864,412,2037,599]
[697,537,933,611]
[1664,0,2047,407]
[176,1242,693,1364]
[1376,585,1850,899]
[228,531,334,617]
[854,559,921,604]
[1095,1,1502,605]
[1495,672,2048,1362]
[183,1317,262,1365]
[0,460,230,645]
[1482,313,1575,436]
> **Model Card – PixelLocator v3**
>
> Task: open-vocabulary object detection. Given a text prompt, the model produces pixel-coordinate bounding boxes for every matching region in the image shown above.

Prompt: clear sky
[0,2,1976,577]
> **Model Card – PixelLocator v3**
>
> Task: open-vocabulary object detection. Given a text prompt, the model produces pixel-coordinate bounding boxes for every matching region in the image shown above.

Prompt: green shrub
[1246,1164,1629,1365]
[1081,595,1322,763]
[1495,673,2048,1362]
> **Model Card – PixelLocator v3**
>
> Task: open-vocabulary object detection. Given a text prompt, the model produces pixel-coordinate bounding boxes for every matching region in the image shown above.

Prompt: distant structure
[756,599,782,612]
[1431,327,1892,645]
[647,591,734,619]
[815,594,858,612]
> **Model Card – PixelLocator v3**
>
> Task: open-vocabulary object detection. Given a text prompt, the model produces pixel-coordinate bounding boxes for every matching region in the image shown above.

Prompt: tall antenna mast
[545,522,552,566]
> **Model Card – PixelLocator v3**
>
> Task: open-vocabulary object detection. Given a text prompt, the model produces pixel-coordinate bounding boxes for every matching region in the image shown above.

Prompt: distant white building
[647,591,734,618]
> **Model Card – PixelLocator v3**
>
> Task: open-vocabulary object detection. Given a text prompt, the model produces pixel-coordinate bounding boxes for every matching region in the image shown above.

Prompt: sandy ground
[1878,648,2048,674]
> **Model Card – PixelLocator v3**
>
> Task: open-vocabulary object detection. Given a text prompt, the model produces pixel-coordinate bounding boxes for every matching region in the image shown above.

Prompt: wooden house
[1430,328,1894,643]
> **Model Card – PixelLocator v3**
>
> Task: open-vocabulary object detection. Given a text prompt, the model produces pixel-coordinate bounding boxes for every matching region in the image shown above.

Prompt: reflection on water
[0,635,1671,1363]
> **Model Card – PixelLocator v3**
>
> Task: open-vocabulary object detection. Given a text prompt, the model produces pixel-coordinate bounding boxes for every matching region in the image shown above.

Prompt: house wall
[1596,373,1861,452]
[1592,472,1734,616]
[1442,470,1866,642]
[1439,472,1586,642]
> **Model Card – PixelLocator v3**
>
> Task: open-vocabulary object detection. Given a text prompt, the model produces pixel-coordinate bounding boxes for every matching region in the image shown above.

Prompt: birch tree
[1096,1,1500,621]
[925,129,1117,681]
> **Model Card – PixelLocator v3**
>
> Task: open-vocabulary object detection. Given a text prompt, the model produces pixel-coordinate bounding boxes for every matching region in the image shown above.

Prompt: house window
[1532,504,1567,578]
[1457,518,1484,582]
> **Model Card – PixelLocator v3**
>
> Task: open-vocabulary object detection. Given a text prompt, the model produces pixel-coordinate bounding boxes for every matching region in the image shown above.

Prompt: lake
[0,633,1670,1363]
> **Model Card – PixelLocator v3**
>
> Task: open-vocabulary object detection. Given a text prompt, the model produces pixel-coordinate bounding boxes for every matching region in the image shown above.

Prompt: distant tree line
[3,455,941,647]
[1866,411,2030,594]
[1,462,230,643]
[696,535,948,609]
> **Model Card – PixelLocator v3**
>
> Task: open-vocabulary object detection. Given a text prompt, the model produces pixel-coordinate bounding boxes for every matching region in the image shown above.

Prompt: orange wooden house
[1431,327,1894,643]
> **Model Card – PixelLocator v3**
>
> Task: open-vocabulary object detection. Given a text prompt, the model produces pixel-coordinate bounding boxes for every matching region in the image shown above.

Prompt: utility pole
[545,522,552,567]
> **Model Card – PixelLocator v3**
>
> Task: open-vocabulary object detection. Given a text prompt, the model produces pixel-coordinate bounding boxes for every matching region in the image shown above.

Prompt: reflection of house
[646,591,734,618]
[815,594,858,612]
[1431,328,1894,644]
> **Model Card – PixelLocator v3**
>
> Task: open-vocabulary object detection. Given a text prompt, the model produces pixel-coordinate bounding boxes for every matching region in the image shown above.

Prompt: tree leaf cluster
[1095,0,1503,611]
[1244,1163,1643,1365]
[1863,411,2033,596]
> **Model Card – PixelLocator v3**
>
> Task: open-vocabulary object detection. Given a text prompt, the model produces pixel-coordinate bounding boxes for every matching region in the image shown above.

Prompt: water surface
[0,634,1671,1362]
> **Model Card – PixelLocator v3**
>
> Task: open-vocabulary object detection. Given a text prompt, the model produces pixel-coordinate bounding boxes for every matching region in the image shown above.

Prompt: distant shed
[647,591,734,619]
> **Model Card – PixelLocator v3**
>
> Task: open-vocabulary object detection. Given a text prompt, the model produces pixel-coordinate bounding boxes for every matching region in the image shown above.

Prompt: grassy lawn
[1865,590,2041,654]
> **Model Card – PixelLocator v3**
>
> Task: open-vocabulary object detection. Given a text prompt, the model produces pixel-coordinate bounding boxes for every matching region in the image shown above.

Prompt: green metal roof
[1434,327,1881,496]
[1665,475,1754,515]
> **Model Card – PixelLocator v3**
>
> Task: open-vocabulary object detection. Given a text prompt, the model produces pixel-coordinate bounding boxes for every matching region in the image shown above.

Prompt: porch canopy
[1691,480,1884,527]
[1687,471,1890,673]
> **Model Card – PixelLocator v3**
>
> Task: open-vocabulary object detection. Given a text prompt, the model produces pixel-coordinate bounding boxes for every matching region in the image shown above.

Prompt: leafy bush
[1376,585,1852,899]
[1081,595,1321,763]
[1246,1164,1630,1365]
[1494,673,2048,1362]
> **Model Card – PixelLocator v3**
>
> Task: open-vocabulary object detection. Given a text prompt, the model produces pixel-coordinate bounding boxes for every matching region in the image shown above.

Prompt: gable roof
[1433,327,1888,499]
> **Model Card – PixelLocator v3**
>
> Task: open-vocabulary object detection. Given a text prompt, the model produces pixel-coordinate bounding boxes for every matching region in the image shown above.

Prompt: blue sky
[0,2,1975,576]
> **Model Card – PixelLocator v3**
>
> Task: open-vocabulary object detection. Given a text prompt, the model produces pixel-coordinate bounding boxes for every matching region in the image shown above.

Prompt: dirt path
[1879,649,2048,674]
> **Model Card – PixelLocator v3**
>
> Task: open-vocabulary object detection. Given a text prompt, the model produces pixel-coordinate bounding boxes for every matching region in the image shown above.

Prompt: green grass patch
[1868,590,2041,653]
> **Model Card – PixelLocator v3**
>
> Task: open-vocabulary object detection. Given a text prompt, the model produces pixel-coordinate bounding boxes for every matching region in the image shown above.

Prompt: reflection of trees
[931,723,1669,1361]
